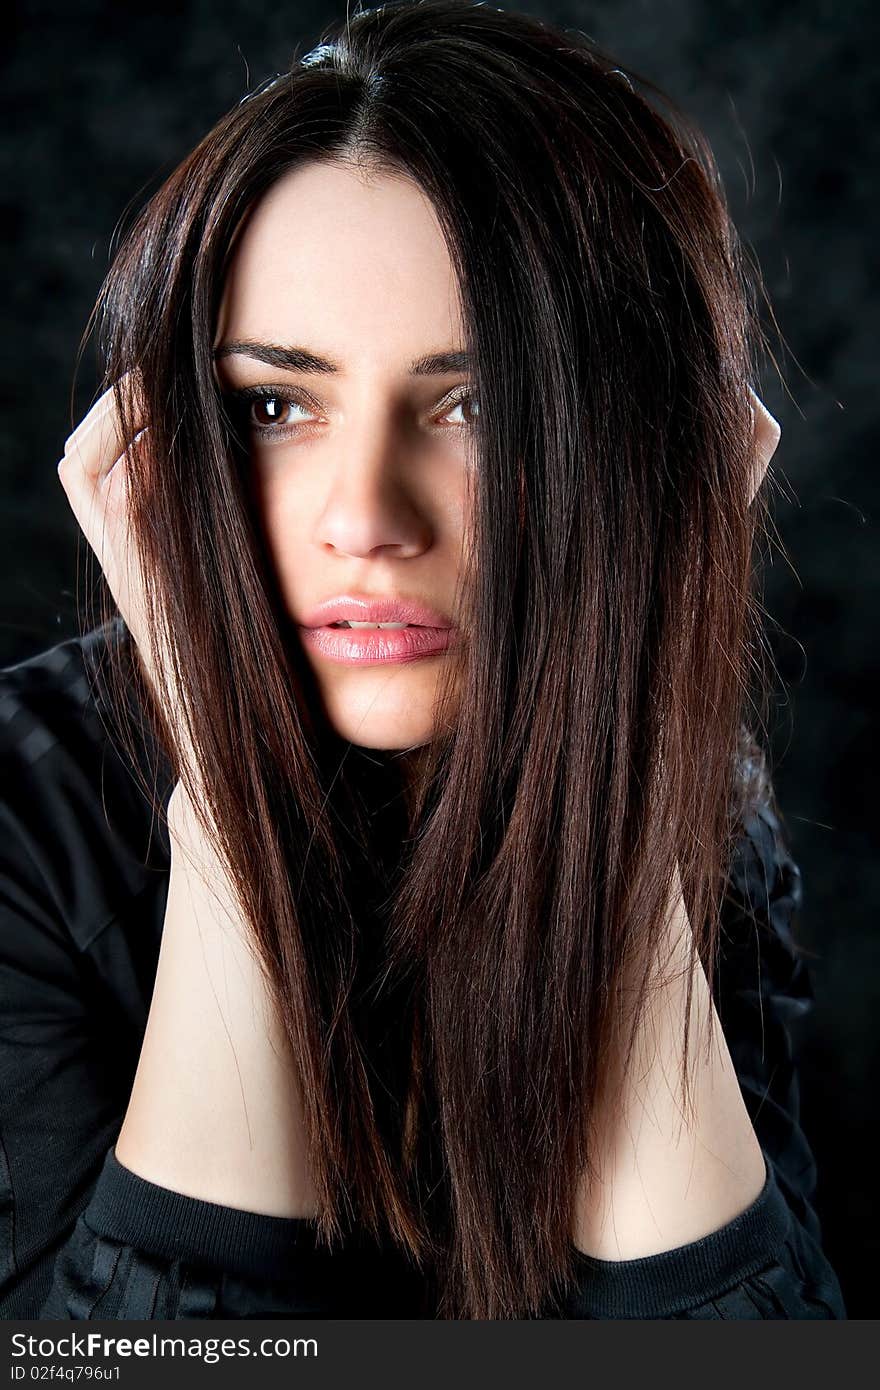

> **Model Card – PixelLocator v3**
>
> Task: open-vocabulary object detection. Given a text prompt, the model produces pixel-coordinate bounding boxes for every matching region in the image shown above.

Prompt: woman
[0,0,846,1319]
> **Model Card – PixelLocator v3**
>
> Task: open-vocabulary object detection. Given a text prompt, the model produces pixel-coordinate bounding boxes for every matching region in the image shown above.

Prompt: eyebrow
[212,340,471,377]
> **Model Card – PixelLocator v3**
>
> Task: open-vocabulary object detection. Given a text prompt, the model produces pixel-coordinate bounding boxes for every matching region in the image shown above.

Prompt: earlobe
[747,385,781,505]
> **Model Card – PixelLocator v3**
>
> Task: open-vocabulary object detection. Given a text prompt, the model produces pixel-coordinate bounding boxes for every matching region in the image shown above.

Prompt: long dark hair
[74,0,783,1318]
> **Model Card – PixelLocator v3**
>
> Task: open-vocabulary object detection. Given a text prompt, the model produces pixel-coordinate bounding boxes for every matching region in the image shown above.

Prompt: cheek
[247,470,310,602]
[453,487,475,569]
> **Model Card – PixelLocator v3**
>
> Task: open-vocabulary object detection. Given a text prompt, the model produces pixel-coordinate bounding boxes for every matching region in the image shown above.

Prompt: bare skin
[57,157,781,1243]
[113,782,320,1216]
[572,865,767,1259]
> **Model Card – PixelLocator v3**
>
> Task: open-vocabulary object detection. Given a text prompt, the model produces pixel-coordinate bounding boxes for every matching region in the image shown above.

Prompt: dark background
[2,0,876,1315]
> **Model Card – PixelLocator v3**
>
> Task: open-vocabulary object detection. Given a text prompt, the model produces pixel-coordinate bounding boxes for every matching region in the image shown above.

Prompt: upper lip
[299,594,455,629]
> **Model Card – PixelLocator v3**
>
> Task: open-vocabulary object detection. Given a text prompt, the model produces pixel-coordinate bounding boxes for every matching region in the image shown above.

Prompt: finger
[63,386,114,457]
[57,422,150,590]
[62,375,146,487]
[57,380,148,558]
[63,368,145,448]
[746,385,781,506]
[747,385,781,470]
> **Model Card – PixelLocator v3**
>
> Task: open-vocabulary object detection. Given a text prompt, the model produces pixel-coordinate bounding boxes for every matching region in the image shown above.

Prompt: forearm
[572,865,766,1258]
[114,786,319,1218]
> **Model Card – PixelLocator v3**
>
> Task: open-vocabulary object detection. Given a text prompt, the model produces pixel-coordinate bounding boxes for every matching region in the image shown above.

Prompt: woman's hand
[56,375,198,787]
[747,386,781,504]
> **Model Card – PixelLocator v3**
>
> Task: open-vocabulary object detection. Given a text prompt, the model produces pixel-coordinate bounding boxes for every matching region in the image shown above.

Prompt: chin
[307,658,461,752]
[349,730,431,752]
[318,687,437,751]
[331,717,434,751]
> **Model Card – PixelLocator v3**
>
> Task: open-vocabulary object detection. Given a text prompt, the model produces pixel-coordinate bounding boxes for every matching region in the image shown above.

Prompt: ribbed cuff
[84,1146,358,1284]
[85,1147,794,1318]
[562,1149,793,1318]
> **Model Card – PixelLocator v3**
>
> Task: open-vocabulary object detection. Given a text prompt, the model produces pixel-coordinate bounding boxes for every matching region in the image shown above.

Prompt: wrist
[167,780,199,844]
[166,786,249,939]
[167,780,221,872]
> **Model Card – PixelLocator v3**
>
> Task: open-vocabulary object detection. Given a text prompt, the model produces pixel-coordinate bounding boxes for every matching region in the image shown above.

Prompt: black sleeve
[0,644,141,1318]
[38,1147,426,1319]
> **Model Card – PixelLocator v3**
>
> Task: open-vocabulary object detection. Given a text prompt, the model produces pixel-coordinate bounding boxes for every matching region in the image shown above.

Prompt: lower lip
[299,625,457,665]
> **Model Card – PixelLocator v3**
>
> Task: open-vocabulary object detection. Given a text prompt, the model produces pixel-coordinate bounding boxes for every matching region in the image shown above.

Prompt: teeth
[332,621,414,629]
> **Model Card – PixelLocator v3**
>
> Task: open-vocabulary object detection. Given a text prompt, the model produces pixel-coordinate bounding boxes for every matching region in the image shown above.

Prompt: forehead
[214,160,465,361]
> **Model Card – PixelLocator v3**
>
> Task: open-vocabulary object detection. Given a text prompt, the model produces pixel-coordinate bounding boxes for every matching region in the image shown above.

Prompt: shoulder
[728,726,803,932]
[1,620,128,763]
[720,726,812,1021]
[0,620,173,953]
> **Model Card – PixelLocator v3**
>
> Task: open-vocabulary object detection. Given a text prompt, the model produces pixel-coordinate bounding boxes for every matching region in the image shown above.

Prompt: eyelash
[222,383,479,441]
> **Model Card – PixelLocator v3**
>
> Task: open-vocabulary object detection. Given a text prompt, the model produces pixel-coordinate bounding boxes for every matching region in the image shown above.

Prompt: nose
[312,420,433,560]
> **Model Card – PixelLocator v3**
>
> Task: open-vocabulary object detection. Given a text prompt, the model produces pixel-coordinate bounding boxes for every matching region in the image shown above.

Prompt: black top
[0,621,847,1319]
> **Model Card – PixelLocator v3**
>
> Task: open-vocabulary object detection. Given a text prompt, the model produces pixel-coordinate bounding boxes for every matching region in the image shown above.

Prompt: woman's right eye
[248,395,310,430]
[224,388,318,439]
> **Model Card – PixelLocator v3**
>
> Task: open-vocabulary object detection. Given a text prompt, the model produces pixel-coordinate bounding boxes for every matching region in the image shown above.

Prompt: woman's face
[213,159,472,751]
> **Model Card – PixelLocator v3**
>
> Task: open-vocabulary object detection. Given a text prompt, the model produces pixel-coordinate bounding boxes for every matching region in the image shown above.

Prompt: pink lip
[297,593,458,666]
[299,594,455,629]
[300,624,457,665]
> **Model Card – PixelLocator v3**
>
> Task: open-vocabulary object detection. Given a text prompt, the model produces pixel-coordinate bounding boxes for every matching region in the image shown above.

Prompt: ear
[747,385,781,505]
